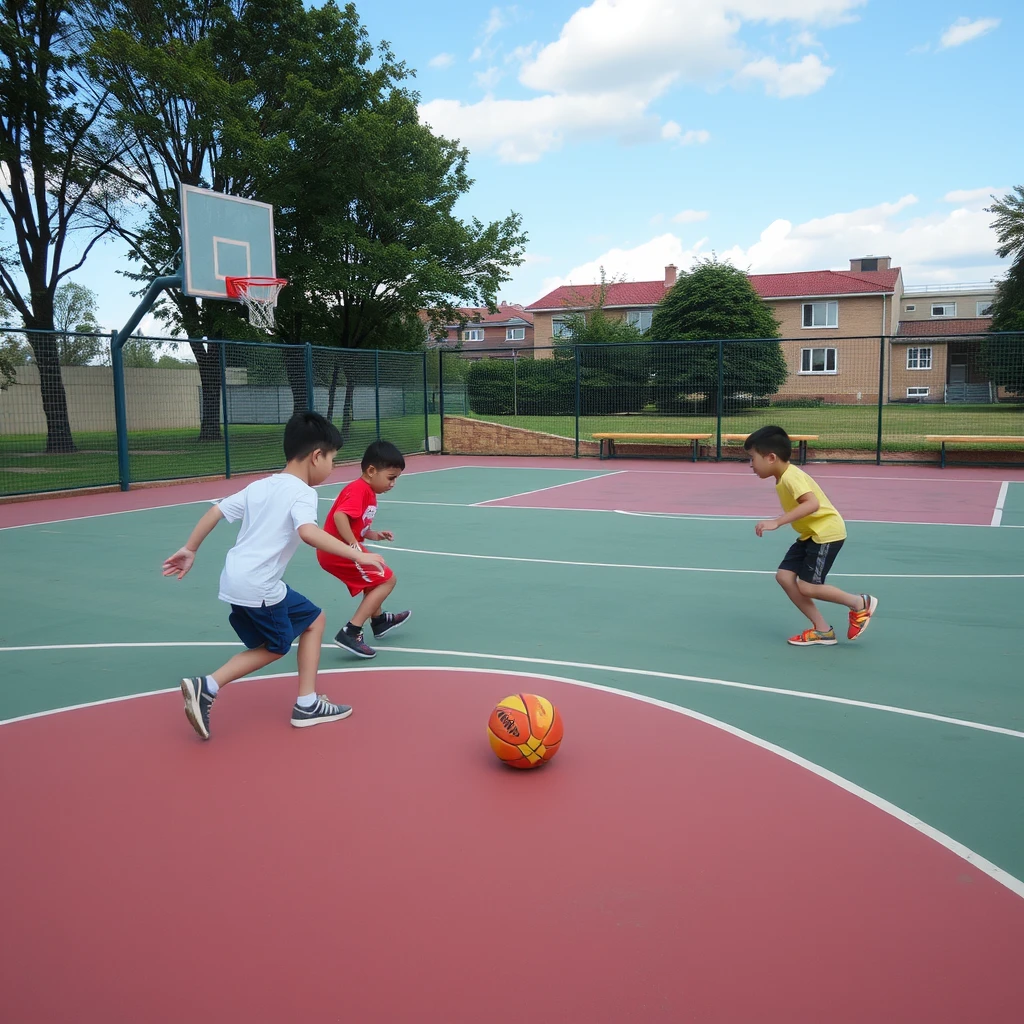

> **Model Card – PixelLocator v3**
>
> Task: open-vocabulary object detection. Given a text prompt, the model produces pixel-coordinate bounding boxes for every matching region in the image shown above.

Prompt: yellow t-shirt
[775,465,846,543]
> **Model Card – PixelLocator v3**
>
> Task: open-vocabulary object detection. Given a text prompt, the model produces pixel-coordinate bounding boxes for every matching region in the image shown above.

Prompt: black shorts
[778,538,845,585]
[228,585,322,655]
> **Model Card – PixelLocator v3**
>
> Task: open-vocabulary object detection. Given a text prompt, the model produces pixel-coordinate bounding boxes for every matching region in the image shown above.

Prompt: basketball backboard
[179,185,277,300]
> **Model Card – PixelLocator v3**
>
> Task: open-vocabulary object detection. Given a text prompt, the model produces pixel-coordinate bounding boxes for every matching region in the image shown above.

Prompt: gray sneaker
[291,694,353,728]
[181,676,215,740]
[334,627,376,659]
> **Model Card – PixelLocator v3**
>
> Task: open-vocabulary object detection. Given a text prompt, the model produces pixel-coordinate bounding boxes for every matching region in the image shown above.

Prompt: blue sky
[26,0,1024,332]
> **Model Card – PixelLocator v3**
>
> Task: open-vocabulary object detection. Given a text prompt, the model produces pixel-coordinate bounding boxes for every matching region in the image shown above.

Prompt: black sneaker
[333,627,376,659]
[371,610,411,639]
[181,676,215,740]
[291,694,353,728]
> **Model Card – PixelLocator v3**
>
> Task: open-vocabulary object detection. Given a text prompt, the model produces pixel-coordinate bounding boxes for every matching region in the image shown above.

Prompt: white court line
[992,481,1010,527]
[3,643,1023,741]
[370,543,1024,579]
[472,469,627,506]
[3,662,1021,899]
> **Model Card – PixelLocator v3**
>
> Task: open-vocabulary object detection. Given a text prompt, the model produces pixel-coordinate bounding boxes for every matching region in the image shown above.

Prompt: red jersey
[324,477,378,548]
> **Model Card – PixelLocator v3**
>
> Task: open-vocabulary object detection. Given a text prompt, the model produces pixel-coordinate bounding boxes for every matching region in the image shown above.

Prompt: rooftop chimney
[664,264,678,288]
[850,256,891,272]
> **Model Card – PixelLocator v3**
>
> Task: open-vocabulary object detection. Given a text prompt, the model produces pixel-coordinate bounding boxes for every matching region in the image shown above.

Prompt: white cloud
[736,54,833,97]
[419,0,859,162]
[534,191,1006,297]
[522,252,552,265]
[672,209,710,223]
[661,122,710,145]
[944,187,1003,207]
[428,53,455,70]
[475,66,503,89]
[939,17,1000,49]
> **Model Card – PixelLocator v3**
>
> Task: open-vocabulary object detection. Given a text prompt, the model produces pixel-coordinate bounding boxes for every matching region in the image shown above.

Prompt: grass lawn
[1,416,434,497]
[458,404,1024,454]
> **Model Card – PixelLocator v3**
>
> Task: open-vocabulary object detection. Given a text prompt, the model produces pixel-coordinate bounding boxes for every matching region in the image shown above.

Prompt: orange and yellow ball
[487,693,563,769]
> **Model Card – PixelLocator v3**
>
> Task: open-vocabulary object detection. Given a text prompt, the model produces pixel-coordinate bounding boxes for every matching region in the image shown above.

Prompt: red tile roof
[527,268,901,310]
[896,317,993,337]
[446,304,533,326]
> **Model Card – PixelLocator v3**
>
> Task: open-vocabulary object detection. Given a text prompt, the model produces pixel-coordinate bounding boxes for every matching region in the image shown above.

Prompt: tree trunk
[190,342,223,441]
[340,376,356,445]
[27,330,76,453]
[326,362,341,421]
[283,344,309,415]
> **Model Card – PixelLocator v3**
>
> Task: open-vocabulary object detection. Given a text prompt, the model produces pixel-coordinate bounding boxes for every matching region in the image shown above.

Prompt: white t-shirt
[216,474,319,607]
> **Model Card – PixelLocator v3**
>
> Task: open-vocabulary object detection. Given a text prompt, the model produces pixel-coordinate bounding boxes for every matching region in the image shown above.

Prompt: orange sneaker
[848,595,878,640]
[787,627,837,646]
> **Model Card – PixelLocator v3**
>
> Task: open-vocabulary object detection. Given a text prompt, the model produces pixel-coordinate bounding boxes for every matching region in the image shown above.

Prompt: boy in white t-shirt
[162,412,385,740]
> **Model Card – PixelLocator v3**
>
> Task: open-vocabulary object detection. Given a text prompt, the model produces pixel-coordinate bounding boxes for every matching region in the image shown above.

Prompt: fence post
[219,342,231,479]
[422,350,429,452]
[374,349,381,440]
[876,336,885,465]
[304,343,314,412]
[439,348,446,453]
[715,339,724,461]
[574,345,581,458]
[110,330,130,491]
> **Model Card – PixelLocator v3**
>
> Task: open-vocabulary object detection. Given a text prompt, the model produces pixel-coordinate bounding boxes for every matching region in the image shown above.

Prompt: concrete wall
[900,292,995,321]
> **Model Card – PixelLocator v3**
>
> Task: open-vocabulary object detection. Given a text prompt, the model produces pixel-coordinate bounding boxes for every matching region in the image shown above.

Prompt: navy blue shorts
[779,538,845,585]
[228,586,322,655]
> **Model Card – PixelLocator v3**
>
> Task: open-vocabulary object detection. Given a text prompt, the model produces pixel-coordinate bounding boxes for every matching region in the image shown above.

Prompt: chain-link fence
[0,331,434,497]
[437,334,1024,464]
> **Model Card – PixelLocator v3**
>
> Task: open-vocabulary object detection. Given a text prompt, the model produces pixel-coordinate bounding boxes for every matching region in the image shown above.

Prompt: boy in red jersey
[319,440,411,658]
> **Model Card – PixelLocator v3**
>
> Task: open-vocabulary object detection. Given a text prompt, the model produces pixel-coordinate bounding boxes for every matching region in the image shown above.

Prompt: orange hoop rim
[225,276,287,300]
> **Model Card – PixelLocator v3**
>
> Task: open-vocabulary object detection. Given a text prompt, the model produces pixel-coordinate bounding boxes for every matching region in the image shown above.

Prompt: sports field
[2,456,1024,1022]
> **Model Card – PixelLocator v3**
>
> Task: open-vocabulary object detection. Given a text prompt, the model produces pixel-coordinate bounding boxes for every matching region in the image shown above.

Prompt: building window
[506,327,525,341]
[977,301,993,317]
[907,387,930,398]
[906,347,932,370]
[931,302,956,317]
[462,328,484,342]
[802,301,838,328]
[625,309,653,333]
[552,317,576,339]
[800,347,837,374]
[904,304,916,312]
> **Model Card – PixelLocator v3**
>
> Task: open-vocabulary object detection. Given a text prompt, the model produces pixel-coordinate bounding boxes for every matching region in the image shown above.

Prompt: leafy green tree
[982,187,1024,395]
[649,256,786,414]
[54,281,105,365]
[0,294,26,388]
[1,0,127,449]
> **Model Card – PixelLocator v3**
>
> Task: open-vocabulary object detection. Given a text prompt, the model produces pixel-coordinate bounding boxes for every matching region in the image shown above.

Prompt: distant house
[426,303,534,360]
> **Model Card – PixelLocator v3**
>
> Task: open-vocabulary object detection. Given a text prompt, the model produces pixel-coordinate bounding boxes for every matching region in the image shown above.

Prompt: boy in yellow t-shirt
[744,425,878,647]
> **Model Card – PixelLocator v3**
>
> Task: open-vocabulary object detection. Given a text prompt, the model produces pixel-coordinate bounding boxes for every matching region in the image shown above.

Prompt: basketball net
[225,276,287,331]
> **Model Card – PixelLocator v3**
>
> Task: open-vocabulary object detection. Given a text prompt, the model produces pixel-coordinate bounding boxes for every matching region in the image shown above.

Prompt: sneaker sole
[372,611,411,639]
[180,678,209,740]
[848,596,879,641]
[333,640,376,659]
[787,638,838,646]
[291,707,354,728]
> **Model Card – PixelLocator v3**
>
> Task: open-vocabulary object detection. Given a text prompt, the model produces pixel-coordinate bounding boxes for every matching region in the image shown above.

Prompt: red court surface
[2,668,1023,1023]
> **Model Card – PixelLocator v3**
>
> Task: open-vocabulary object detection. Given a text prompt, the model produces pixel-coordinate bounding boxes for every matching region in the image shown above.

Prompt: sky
[20,0,1023,334]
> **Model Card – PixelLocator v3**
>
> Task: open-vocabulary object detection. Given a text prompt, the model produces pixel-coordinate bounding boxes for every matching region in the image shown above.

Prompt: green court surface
[2,462,1023,887]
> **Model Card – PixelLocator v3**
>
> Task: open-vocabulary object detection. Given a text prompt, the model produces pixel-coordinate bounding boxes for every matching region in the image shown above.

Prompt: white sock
[296,692,317,708]
[204,675,220,696]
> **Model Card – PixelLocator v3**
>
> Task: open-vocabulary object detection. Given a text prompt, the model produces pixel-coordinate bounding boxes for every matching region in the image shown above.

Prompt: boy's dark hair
[283,411,343,461]
[743,425,792,462]
[361,439,406,472]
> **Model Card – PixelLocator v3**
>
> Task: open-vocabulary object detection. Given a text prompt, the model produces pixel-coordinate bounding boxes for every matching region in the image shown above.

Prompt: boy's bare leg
[211,646,282,687]
[776,570,830,632]
[295,612,327,697]
[796,580,865,612]
[350,576,397,627]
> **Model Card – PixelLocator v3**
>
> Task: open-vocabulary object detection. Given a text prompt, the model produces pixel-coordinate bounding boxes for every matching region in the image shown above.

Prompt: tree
[1,0,127,449]
[0,294,25,388]
[649,256,787,414]
[53,281,105,365]
[982,187,1024,395]
[87,0,525,442]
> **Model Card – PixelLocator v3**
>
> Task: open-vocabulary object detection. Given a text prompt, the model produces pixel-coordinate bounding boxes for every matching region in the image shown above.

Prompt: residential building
[426,303,534,359]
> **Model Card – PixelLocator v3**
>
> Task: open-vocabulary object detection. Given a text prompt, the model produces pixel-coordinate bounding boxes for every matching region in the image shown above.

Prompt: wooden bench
[591,432,712,461]
[926,435,1024,468]
[721,433,819,465]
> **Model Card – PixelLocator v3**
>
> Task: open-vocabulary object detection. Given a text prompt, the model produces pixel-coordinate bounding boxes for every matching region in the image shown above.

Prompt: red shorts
[318,548,394,597]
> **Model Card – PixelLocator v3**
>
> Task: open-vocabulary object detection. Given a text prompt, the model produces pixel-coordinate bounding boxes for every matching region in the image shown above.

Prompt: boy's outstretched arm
[162,504,225,579]
[297,523,386,569]
[755,492,819,537]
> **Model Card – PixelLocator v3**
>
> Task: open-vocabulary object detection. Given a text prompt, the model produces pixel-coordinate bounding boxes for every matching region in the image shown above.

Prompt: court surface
[2,455,1024,1023]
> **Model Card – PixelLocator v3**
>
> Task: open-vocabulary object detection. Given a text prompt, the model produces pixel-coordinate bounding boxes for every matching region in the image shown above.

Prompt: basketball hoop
[225,276,287,331]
